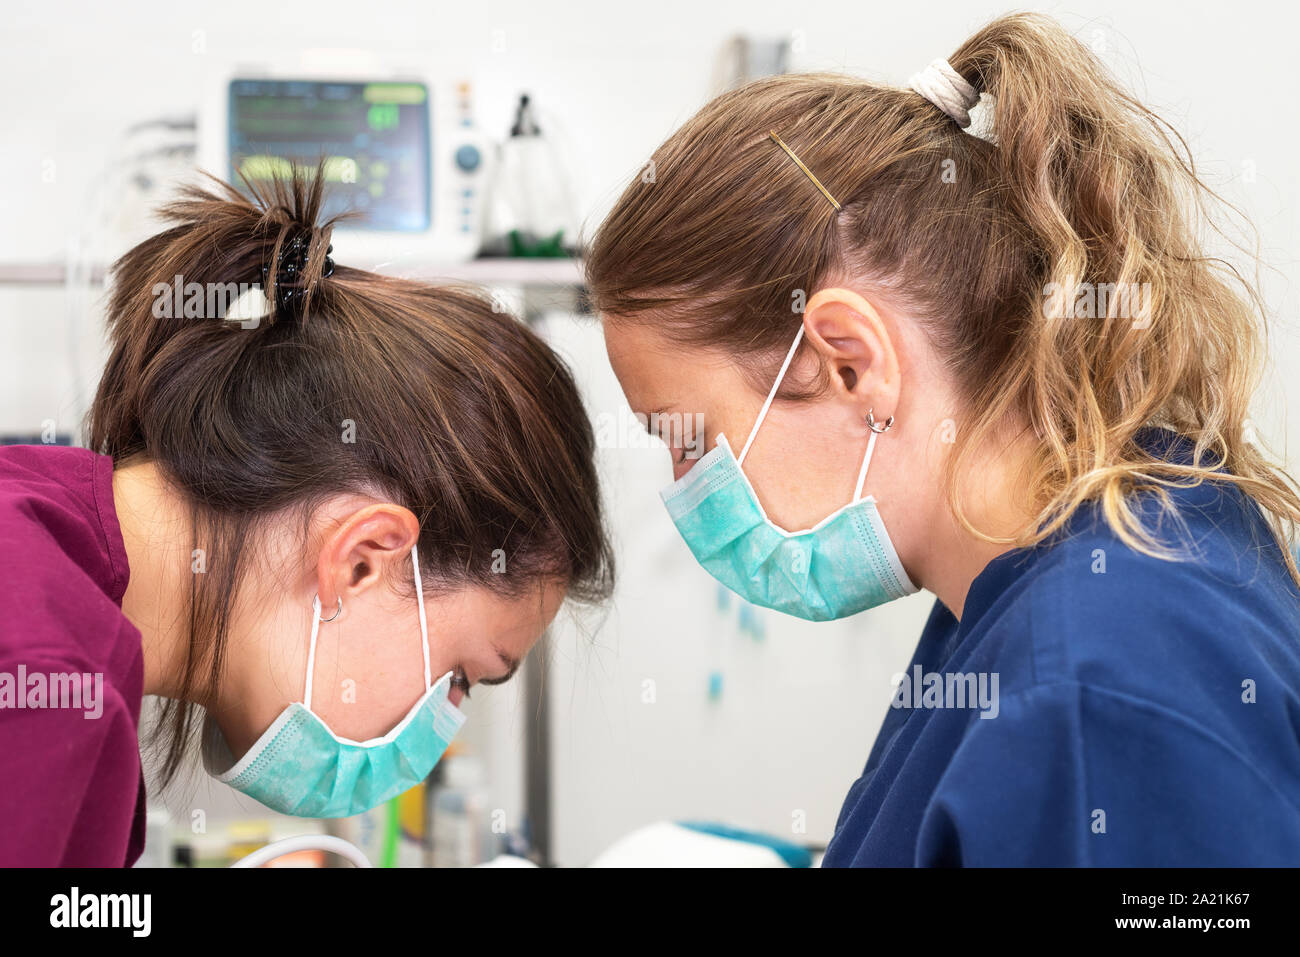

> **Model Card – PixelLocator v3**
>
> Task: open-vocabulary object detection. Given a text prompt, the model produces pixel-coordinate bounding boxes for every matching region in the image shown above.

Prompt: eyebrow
[477,648,521,687]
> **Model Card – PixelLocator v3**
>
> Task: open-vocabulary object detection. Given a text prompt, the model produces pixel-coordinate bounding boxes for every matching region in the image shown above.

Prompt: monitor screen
[228,79,431,232]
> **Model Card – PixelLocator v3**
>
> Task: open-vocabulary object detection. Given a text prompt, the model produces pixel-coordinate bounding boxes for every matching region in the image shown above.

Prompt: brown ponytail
[91,168,614,786]
[585,12,1300,587]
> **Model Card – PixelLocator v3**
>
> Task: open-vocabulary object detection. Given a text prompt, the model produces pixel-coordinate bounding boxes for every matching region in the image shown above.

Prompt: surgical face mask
[660,325,918,621]
[201,545,466,818]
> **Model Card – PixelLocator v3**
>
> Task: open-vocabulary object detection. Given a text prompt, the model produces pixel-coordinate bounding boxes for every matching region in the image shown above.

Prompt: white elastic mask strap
[738,324,805,467]
[412,544,432,691]
[305,596,322,710]
[853,429,880,503]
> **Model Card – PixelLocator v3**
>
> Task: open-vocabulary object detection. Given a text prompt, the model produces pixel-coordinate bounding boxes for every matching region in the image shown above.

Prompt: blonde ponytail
[945,13,1299,577]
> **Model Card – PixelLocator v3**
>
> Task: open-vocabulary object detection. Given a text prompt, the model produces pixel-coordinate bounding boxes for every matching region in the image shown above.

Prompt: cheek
[708,396,768,453]
[313,678,418,741]
[741,410,860,531]
[314,624,430,739]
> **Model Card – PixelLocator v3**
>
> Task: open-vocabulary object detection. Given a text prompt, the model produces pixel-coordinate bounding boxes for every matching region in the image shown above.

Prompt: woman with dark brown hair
[0,171,612,865]
[586,13,1300,865]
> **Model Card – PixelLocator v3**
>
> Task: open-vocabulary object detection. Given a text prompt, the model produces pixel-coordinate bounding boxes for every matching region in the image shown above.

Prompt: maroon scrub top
[0,445,145,866]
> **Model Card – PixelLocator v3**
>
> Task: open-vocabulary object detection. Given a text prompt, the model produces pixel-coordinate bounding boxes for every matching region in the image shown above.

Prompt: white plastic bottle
[430,755,495,867]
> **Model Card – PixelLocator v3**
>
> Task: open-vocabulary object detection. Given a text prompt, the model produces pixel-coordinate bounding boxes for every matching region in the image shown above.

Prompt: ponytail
[942,13,1297,573]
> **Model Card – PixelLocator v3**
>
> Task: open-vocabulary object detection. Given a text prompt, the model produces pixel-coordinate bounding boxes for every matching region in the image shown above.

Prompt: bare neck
[912,429,1038,620]
[113,461,195,700]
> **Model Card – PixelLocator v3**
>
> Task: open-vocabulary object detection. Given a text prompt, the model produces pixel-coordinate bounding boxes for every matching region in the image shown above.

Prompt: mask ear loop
[738,325,806,467]
[853,432,879,503]
[411,544,432,692]
[304,595,341,710]
[305,596,324,711]
[853,409,894,502]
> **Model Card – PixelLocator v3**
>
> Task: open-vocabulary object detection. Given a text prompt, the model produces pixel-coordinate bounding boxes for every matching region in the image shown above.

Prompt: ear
[315,503,421,618]
[801,287,901,419]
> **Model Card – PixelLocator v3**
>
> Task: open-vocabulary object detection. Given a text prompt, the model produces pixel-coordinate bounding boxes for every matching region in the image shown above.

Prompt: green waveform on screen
[367,103,400,132]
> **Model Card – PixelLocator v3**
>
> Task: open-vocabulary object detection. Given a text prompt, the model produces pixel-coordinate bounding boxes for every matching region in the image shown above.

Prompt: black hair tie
[263,234,334,315]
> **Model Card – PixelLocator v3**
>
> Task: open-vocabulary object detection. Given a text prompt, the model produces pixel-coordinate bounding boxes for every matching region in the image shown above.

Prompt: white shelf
[0,263,81,286]
[0,258,585,288]
[402,257,584,286]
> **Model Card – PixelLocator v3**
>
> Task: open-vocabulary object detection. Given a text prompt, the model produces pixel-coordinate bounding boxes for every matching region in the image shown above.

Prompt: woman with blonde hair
[586,13,1300,865]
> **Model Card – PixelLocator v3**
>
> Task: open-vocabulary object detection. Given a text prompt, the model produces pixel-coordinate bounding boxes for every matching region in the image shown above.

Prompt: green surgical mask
[660,326,917,621]
[201,545,466,818]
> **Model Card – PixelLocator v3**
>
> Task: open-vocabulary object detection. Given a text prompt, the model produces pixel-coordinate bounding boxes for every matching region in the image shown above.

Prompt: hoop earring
[866,408,895,434]
[315,595,343,623]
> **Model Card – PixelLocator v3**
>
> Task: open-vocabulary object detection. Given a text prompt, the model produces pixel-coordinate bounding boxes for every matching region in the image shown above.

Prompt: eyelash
[452,669,471,700]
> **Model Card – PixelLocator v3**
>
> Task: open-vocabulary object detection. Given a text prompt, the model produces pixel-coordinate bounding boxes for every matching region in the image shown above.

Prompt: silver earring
[314,595,343,623]
[866,408,895,434]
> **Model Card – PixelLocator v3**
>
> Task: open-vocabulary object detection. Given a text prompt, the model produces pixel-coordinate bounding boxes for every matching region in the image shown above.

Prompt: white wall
[3,0,1297,865]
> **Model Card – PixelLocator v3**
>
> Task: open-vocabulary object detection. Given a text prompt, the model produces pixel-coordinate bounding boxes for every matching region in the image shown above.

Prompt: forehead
[603,319,670,364]
[602,319,708,396]
[602,319,754,423]
[448,584,559,679]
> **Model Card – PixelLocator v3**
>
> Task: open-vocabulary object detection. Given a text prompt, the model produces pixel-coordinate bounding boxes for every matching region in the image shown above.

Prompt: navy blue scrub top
[823,428,1300,866]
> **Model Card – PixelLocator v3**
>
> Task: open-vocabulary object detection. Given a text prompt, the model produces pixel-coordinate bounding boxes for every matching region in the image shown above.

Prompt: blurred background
[2,0,1296,866]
